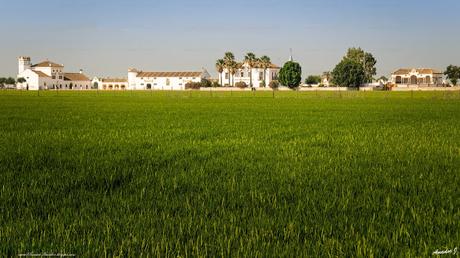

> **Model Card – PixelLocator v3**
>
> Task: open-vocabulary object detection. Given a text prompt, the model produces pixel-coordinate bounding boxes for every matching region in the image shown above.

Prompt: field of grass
[0,90,459,257]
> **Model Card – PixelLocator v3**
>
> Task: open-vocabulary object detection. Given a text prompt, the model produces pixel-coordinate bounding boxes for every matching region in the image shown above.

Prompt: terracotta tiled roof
[101,78,128,83]
[64,73,90,81]
[244,62,280,69]
[33,71,50,78]
[32,61,64,68]
[392,68,443,75]
[137,71,203,78]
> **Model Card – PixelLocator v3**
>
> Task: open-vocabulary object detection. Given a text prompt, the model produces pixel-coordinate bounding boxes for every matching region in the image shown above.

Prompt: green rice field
[0,90,459,257]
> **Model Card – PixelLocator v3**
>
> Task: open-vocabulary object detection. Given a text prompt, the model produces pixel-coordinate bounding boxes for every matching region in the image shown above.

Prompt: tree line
[217,48,460,89]
[0,77,26,88]
[215,52,274,88]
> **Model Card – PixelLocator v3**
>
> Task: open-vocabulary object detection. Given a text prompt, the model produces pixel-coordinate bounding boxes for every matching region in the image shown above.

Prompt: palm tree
[259,56,271,87]
[244,53,257,88]
[224,52,235,86]
[215,59,225,86]
[228,61,240,87]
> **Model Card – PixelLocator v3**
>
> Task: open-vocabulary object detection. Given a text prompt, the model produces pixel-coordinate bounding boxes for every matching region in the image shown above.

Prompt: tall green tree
[0,78,6,88]
[279,61,302,89]
[444,65,460,86]
[258,56,271,87]
[215,59,225,86]
[343,47,377,83]
[244,53,257,87]
[331,59,365,87]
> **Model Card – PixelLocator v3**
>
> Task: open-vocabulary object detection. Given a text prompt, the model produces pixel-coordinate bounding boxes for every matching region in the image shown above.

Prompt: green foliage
[211,81,220,88]
[201,78,212,88]
[185,81,202,89]
[268,80,279,89]
[332,59,365,87]
[279,61,302,89]
[260,80,266,88]
[0,91,459,257]
[235,81,247,88]
[6,77,16,85]
[444,65,460,86]
[305,75,321,85]
[343,47,377,83]
[0,77,17,87]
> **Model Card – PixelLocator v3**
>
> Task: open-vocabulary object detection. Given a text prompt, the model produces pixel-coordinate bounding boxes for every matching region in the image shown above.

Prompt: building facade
[391,68,444,86]
[127,68,211,90]
[16,57,91,90]
[92,77,128,90]
[219,62,280,88]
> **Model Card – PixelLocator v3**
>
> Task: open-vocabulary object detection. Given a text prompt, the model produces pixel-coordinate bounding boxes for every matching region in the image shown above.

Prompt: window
[179,77,182,80]
[240,72,244,77]
[52,76,56,79]
[225,73,229,79]
[259,72,263,81]
[59,76,62,79]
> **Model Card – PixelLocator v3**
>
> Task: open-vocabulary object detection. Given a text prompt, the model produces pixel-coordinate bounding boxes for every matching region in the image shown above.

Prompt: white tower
[128,68,139,90]
[18,56,32,74]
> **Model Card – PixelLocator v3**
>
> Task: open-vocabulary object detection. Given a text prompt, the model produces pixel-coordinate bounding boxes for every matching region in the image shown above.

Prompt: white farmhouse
[127,68,211,90]
[16,56,91,90]
[219,62,280,88]
[391,68,444,86]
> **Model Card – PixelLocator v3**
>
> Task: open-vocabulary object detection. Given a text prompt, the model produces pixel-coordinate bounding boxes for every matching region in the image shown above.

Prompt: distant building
[92,77,128,90]
[16,57,91,90]
[321,72,332,87]
[219,62,280,88]
[127,68,211,90]
[391,68,443,86]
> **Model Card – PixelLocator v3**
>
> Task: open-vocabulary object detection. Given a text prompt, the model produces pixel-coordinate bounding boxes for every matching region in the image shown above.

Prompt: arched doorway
[425,76,431,85]
[410,75,417,85]
[396,76,402,84]
[146,83,152,89]
[93,82,98,89]
[166,79,170,86]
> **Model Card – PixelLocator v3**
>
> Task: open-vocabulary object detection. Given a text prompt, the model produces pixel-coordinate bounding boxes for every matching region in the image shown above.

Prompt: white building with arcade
[126,68,211,90]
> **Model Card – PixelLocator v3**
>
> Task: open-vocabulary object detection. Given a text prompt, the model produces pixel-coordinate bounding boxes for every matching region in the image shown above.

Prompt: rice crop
[0,90,459,257]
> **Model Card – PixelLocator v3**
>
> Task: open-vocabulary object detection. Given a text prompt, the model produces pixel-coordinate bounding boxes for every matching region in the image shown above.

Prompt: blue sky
[0,0,459,78]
